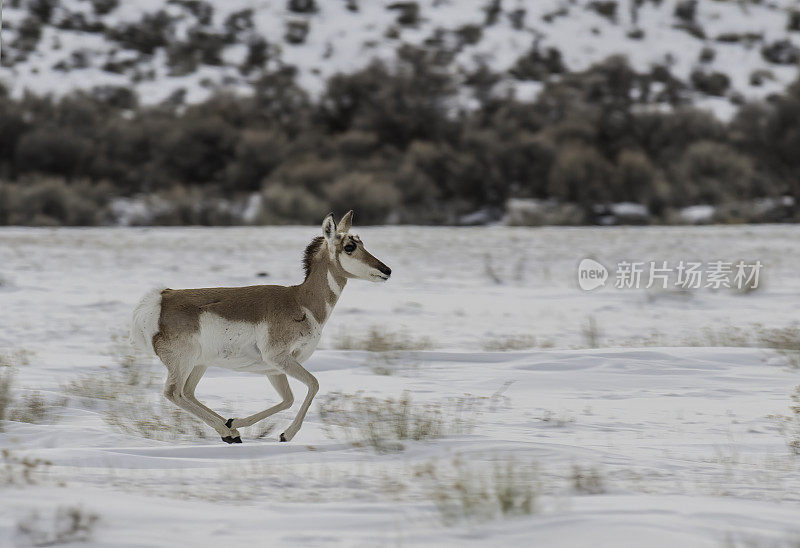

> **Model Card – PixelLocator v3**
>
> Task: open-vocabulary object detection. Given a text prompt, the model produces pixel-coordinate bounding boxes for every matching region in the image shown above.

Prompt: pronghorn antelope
[129,211,391,444]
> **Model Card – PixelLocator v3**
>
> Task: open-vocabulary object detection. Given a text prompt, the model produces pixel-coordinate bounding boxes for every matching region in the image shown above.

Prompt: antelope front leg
[277,358,319,442]
[227,374,294,430]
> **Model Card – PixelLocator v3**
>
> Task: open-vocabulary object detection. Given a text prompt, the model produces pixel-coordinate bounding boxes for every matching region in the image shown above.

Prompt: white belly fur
[195,313,278,373]
[194,311,323,374]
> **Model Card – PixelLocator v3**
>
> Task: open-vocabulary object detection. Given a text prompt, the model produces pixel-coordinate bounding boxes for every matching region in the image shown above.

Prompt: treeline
[1,49,800,225]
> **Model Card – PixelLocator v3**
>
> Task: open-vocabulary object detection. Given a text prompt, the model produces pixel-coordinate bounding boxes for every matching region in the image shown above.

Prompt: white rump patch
[130,287,166,354]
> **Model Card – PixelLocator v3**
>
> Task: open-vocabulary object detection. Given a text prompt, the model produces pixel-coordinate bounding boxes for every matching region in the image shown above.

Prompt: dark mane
[302,236,325,279]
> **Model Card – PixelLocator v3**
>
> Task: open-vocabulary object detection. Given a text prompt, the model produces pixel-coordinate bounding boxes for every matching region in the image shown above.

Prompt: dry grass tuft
[421,457,539,525]
[104,394,210,441]
[334,326,433,352]
[62,374,129,405]
[769,385,800,455]
[581,316,602,348]
[682,323,800,368]
[539,409,576,427]
[683,325,752,348]
[571,464,606,494]
[9,391,65,424]
[757,324,800,368]
[482,334,540,351]
[318,391,483,452]
[1,449,52,487]
[109,328,158,386]
[0,364,12,430]
[16,505,99,546]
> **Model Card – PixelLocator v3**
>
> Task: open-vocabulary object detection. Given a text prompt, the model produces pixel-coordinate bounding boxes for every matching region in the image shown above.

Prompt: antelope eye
[344,243,356,253]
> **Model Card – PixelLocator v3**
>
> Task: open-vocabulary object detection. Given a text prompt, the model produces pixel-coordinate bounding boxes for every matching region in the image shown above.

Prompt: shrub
[106,11,174,55]
[387,2,419,26]
[318,53,455,147]
[691,70,730,96]
[325,172,401,224]
[508,8,526,30]
[676,141,755,204]
[285,20,310,44]
[259,182,327,224]
[225,9,255,41]
[762,40,800,65]
[13,17,44,54]
[287,0,317,13]
[90,86,138,110]
[170,0,214,25]
[455,24,483,46]
[29,0,58,23]
[588,1,617,22]
[265,156,342,192]
[633,108,724,167]
[90,0,118,15]
[509,47,564,81]
[148,186,237,226]
[157,116,238,184]
[615,149,657,203]
[503,133,555,198]
[167,29,226,75]
[224,130,287,191]
[0,99,28,166]
[789,10,800,32]
[241,38,273,75]
[674,0,697,23]
[0,178,109,226]
[15,129,92,177]
[548,145,616,205]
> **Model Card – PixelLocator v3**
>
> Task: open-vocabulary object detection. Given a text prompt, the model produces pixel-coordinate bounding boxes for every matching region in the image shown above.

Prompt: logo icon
[578,258,608,291]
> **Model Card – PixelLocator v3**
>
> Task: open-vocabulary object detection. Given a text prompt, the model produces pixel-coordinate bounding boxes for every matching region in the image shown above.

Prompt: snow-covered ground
[2,0,800,117]
[1,225,799,546]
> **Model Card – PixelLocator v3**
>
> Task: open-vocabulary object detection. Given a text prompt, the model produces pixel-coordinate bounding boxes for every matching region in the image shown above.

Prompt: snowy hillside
[2,0,800,117]
[1,225,800,545]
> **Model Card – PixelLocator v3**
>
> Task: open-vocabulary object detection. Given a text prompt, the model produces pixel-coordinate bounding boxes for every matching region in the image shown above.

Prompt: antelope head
[322,211,391,282]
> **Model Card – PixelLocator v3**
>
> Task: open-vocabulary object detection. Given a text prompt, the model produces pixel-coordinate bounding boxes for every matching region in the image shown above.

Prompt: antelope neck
[296,254,347,324]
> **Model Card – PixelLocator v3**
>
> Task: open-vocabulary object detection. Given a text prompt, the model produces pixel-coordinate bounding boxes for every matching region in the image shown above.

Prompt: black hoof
[225,418,235,428]
[280,433,287,442]
[221,436,235,444]
[232,436,242,444]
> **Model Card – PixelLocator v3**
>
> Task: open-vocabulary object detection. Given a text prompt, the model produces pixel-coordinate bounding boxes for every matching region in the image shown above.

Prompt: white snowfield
[1,225,799,547]
[2,0,800,117]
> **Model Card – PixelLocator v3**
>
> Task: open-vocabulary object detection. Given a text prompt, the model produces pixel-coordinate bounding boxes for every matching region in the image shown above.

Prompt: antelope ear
[322,213,337,243]
[337,210,354,233]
